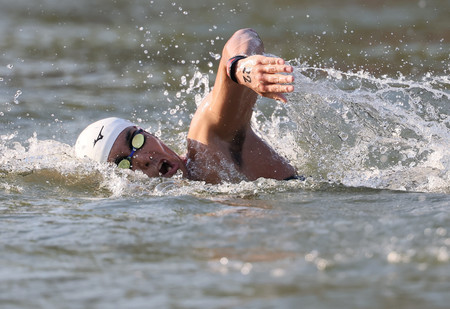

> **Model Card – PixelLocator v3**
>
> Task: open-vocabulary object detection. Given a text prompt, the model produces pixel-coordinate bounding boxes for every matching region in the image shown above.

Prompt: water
[1,0,449,308]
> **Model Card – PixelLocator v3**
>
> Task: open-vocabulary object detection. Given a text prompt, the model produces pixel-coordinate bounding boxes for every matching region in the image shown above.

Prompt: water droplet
[270,268,285,277]
[209,52,221,60]
[219,257,228,265]
[13,90,22,104]
[338,132,348,141]
[387,251,402,263]
[240,262,252,275]
[316,258,329,270]
[436,227,447,237]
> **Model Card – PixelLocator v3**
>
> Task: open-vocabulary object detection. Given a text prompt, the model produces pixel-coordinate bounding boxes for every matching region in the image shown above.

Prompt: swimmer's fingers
[241,56,293,75]
[260,64,294,75]
[260,73,294,84]
[237,55,295,102]
[260,57,288,66]
[257,84,294,103]
[257,57,294,103]
[257,61,294,103]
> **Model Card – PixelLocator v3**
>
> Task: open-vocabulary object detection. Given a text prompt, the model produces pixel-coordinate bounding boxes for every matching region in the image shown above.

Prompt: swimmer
[75,28,298,183]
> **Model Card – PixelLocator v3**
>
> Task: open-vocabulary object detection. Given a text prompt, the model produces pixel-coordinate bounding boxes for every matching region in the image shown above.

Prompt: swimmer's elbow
[223,28,264,58]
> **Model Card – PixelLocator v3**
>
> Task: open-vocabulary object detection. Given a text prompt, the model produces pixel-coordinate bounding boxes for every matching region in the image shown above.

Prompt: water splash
[264,61,450,193]
[1,62,448,195]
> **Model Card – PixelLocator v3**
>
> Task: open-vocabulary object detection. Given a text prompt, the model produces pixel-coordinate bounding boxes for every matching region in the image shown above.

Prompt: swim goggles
[117,129,145,169]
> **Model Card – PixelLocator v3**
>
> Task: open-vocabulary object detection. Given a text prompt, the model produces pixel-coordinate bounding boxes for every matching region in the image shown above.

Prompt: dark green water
[1,1,449,308]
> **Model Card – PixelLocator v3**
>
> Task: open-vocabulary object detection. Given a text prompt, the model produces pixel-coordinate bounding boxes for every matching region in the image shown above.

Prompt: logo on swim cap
[93,126,104,146]
[75,117,135,163]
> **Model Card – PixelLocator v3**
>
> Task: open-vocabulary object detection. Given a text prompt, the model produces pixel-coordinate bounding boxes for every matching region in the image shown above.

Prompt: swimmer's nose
[131,154,159,177]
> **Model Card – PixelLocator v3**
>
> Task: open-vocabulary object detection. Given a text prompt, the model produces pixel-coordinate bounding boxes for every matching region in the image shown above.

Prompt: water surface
[1,1,449,308]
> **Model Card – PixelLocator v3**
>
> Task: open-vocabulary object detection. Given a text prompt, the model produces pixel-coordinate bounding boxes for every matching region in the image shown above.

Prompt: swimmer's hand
[235,55,294,103]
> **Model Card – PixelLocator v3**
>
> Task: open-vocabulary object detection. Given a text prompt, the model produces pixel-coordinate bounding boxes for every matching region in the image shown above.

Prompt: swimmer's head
[75,117,135,162]
[75,117,187,178]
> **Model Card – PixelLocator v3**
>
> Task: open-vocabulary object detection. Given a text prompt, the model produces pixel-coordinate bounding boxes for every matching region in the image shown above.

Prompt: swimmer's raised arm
[186,28,297,183]
[188,28,295,143]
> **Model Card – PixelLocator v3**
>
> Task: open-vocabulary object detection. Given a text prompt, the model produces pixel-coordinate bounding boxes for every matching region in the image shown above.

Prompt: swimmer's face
[108,126,187,178]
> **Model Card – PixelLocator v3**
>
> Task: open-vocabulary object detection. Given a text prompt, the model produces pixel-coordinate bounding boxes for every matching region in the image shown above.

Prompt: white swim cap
[75,117,135,162]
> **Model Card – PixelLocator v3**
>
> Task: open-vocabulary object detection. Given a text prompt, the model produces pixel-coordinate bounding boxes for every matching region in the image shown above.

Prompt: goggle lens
[117,129,145,169]
[117,158,131,169]
[132,132,145,149]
